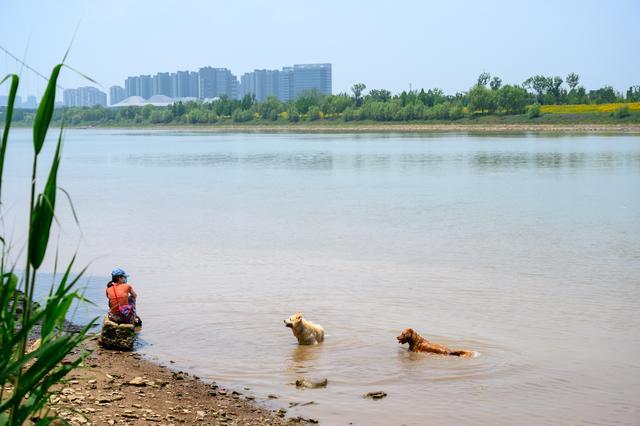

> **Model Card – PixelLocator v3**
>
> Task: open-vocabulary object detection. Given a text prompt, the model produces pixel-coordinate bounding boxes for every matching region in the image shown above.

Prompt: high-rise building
[153,72,173,97]
[22,96,38,109]
[0,95,33,107]
[62,89,76,106]
[188,71,199,98]
[125,76,139,97]
[198,67,239,99]
[110,85,126,105]
[174,70,197,98]
[171,72,180,98]
[279,67,294,102]
[241,69,281,101]
[63,87,107,107]
[138,75,153,99]
[293,63,332,98]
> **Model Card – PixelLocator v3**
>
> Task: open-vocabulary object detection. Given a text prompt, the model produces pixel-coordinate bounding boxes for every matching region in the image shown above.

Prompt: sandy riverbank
[54,122,640,133]
[45,337,314,425]
[36,122,640,134]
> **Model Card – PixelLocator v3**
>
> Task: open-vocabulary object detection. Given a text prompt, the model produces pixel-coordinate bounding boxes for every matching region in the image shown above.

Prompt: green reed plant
[0,65,97,424]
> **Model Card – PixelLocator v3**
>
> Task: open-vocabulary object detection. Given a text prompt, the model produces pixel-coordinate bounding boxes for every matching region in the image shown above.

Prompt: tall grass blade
[63,64,100,87]
[33,64,62,155]
[0,74,19,201]
[28,127,62,269]
[58,187,80,227]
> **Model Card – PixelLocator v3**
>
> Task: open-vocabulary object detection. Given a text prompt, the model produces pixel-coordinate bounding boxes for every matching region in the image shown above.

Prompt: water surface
[4,129,640,425]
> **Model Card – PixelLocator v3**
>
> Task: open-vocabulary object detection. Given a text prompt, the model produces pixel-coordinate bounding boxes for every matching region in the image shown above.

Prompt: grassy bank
[6,107,640,133]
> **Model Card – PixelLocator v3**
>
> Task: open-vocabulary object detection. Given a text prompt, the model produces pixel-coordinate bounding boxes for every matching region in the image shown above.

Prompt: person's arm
[129,287,138,301]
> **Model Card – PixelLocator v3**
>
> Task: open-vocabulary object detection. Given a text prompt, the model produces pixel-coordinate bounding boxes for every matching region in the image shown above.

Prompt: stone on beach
[364,391,388,399]
[127,376,147,386]
[295,378,328,389]
[98,316,135,351]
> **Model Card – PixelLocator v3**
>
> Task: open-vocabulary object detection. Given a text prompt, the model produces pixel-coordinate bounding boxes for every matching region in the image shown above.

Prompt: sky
[1,0,639,99]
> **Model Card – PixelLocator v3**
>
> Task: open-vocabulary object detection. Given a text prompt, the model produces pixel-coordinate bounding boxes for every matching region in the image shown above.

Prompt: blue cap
[111,268,129,278]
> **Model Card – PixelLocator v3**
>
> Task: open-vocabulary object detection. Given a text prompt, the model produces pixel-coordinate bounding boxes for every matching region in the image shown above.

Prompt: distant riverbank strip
[64,121,640,134]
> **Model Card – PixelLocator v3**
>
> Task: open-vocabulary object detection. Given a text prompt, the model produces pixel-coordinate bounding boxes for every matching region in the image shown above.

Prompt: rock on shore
[98,316,135,351]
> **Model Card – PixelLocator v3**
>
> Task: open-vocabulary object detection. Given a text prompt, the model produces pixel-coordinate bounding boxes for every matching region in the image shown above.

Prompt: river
[3,129,639,425]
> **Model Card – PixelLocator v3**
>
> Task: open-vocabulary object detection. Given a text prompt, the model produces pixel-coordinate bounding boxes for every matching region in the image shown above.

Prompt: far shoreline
[11,122,640,134]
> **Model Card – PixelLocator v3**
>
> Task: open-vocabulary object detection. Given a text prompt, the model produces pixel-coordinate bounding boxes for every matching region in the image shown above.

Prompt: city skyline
[116,63,331,103]
[8,61,334,108]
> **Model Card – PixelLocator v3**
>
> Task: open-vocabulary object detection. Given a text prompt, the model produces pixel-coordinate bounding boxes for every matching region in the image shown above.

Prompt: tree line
[5,72,639,125]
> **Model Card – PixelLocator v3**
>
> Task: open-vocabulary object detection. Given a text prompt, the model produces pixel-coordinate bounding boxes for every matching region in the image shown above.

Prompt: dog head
[397,328,416,344]
[284,312,303,328]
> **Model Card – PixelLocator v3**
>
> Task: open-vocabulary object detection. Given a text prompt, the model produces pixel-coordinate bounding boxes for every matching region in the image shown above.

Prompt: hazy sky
[1,0,639,99]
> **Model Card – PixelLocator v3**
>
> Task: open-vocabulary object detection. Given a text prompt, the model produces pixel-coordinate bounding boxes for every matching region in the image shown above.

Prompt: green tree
[241,93,255,110]
[523,75,549,104]
[496,85,528,114]
[288,106,300,122]
[468,85,496,114]
[342,106,359,121]
[308,105,322,121]
[477,72,491,87]
[351,83,367,107]
[547,76,564,103]
[321,93,353,115]
[417,88,446,107]
[489,76,502,91]
[294,89,323,114]
[256,96,284,119]
[627,85,640,102]
[448,103,465,120]
[589,86,618,104]
[367,89,392,103]
[566,73,579,91]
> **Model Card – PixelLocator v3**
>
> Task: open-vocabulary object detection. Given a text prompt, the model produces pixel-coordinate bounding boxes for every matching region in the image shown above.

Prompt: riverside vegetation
[4,72,640,127]
[0,62,99,424]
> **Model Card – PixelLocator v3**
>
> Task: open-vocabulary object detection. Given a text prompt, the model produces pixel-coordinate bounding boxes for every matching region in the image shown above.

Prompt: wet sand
[46,337,314,425]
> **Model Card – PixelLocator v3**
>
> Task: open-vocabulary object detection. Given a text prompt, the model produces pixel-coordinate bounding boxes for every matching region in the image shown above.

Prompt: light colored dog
[284,312,325,345]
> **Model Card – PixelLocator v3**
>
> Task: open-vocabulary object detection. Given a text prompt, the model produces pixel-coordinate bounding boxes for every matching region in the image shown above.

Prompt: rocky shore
[44,337,315,425]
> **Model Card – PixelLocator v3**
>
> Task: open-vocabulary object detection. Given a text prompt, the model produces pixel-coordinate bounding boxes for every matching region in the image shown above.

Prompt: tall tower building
[153,72,173,97]
[293,63,332,98]
[279,67,294,102]
[110,85,126,105]
[138,75,153,99]
[198,67,239,99]
[125,76,140,97]
[63,87,107,107]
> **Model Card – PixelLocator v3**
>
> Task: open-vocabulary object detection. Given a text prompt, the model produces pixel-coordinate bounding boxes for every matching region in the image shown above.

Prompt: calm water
[4,129,640,425]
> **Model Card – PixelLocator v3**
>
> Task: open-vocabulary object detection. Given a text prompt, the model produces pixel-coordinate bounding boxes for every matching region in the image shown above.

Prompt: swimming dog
[397,328,474,357]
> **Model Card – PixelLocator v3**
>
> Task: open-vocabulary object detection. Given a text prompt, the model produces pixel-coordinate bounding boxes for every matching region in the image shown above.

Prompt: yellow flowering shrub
[540,102,640,114]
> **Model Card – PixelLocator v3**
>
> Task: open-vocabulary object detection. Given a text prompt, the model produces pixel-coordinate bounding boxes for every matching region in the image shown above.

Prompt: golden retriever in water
[284,312,325,345]
[397,328,474,357]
